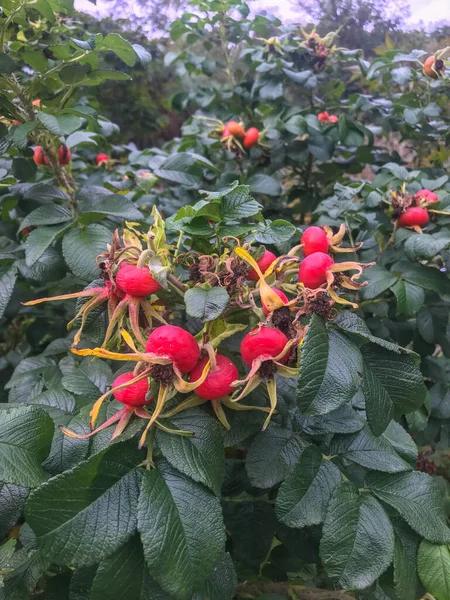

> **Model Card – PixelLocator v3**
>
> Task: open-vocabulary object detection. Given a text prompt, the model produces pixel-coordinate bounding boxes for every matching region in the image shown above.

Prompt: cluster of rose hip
[318,112,338,124]
[24,221,372,451]
[392,188,442,231]
[33,147,111,167]
[221,121,261,150]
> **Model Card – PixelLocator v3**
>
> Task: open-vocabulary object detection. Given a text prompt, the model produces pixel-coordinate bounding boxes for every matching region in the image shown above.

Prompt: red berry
[112,372,150,406]
[262,288,288,315]
[190,354,238,400]
[398,207,429,228]
[226,121,245,139]
[318,112,329,122]
[240,327,289,366]
[221,126,231,139]
[298,252,334,289]
[415,189,438,204]
[20,226,34,237]
[301,226,330,256]
[423,55,443,79]
[33,146,50,167]
[12,120,20,125]
[243,127,259,149]
[145,325,199,374]
[115,263,161,297]
[96,153,110,164]
[328,115,338,123]
[58,145,71,165]
[248,250,277,281]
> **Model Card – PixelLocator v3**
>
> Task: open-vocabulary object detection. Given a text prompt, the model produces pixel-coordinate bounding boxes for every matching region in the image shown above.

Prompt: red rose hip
[112,372,150,406]
[243,127,259,149]
[33,146,50,166]
[301,226,330,256]
[240,327,289,366]
[415,189,438,204]
[298,252,334,289]
[190,354,239,400]
[58,145,71,165]
[145,325,199,374]
[248,250,277,281]
[398,207,429,228]
[96,153,110,164]
[262,288,288,315]
[116,263,161,297]
[226,121,245,139]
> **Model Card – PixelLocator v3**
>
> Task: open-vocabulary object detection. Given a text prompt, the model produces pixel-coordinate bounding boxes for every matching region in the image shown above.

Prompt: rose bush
[1,1,450,599]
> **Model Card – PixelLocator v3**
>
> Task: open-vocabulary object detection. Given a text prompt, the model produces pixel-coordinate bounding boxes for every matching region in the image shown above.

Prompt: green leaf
[219,184,260,219]
[259,80,283,100]
[0,406,53,488]
[0,265,17,319]
[282,68,313,84]
[66,131,99,148]
[417,540,450,600]
[36,111,64,135]
[254,220,296,245]
[404,234,450,261]
[155,408,224,495]
[97,33,138,66]
[417,307,449,345]
[62,224,110,281]
[0,52,17,73]
[247,174,281,197]
[366,471,450,543]
[320,481,394,589]
[329,423,415,473]
[193,553,237,600]
[360,265,398,300]
[362,344,426,434]
[78,195,143,221]
[297,316,362,415]
[334,311,410,354]
[0,483,28,538]
[20,204,73,231]
[295,404,364,435]
[137,460,225,599]
[70,36,97,51]
[83,69,132,86]
[91,535,166,600]
[393,519,423,600]
[276,445,340,528]
[12,157,37,181]
[154,154,202,186]
[26,443,142,565]
[246,424,305,489]
[184,287,229,321]
[6,357,58,404]
[59,63,92,84]
[25,222,72,267]
[6,121,38,149]
[43,414,90,476]
[391,280,425,317]
[392,260,450,295]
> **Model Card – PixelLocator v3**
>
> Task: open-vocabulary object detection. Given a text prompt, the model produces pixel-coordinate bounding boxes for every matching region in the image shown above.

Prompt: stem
[167,274,187,297]
[0,4,24,50]
[174,230,184,257]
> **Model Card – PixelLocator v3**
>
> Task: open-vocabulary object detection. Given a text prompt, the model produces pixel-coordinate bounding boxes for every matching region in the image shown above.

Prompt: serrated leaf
[43,413,90,475]
[329,424,415,472]
[78,195,143,221]
[26,442,142,565]
[20,204,73,231]
[391,280,425,317]
[254,220,296,245]
[334,311,410,354]
[155,408,224,495]
[25,222,73,267]
[366,471,450,543]
[246,424,304,489]
[137,459,225,599]
[184,287,229,321]
[362,344,426,435]
[98,33,138,66]
[0,52,18,73]
[392,260,450,295]
[320,481,394,589]
[276,445,340,528]
[297,316,362,415]
[132,44,152,65]
[417,540,450,600]
[393,519,423,600]
[0,265,17,319]
[193,553,237,600]
[220,185,260,219]
[360,265,398,299]
[91,535,166,600]
[36,111,63,135]
[0,483,28,538]
[0,406,53,488]
[62,224,110,280]
[404,234,450,261]
[295,404,364,435]
[59,63,92,84]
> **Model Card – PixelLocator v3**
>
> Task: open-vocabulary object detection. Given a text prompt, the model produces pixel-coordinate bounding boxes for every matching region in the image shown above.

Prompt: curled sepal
[230,373,263,402]
[138,385,170,448]
[154,420,194,436]
[263,377,278,431]
[234,246,285,312]
[172,359,210,393]
[60,406,133,441]
[211,398,231,430]
[160,394,208,418]
[323,224,363,254]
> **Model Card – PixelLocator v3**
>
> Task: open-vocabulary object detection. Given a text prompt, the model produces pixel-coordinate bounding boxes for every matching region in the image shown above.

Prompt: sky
[74,0,450,29]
